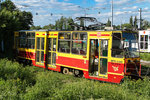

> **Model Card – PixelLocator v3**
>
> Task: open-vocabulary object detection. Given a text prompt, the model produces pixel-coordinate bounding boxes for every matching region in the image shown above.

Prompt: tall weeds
[0,58,150,100]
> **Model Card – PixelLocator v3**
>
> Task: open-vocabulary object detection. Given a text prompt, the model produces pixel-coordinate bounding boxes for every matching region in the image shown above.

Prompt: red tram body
[14,30,141,83]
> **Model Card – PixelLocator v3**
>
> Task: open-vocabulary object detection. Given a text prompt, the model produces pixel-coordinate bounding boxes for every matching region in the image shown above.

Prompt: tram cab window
[18,32,35,49]
[111,33,123,58]
[58,32,71,53]
[72,32,87,55]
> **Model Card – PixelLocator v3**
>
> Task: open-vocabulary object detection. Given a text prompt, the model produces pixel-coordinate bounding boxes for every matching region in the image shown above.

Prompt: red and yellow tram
[14,30,141,83]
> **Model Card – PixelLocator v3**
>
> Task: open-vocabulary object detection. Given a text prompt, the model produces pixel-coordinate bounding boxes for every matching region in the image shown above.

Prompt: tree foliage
[133,16,138,29]
[121,23,132,29]
[130,16,133,27]
[53,16,75,30]
[1,0,17,11]
[30,25,42,30]
[106,19,111,27]
[143,20,150,30]
[43,24,55,30]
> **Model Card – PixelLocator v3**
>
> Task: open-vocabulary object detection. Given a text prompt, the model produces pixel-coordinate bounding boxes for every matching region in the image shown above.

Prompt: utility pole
[111,0,113,27]
[0,0,1,9]
[139,8,142,30]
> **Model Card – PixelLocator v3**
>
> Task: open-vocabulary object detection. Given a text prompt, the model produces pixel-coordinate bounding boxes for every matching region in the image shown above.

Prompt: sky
[9,0,150,27]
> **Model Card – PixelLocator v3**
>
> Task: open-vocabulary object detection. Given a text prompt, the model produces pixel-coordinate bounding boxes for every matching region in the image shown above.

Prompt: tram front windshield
[122,33,139,58]
[112,33,139,58]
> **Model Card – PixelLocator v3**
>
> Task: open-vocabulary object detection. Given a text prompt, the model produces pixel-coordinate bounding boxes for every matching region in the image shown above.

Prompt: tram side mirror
[124,41,129,48]
[120,40,124,49]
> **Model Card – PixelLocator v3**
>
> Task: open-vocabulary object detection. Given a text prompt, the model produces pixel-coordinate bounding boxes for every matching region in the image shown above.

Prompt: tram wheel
[63,68,69,75]
[74,70,83,77]
[74,69,80,77]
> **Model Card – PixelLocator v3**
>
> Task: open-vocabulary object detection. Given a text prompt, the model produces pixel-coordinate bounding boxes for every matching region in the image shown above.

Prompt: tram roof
[16,29,49,32]
[16,29,137,32]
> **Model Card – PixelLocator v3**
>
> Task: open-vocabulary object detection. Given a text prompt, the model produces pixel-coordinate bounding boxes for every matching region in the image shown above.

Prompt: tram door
[99,39,108,78]
[89,39,108,78]
[36,37,45,66]
[89,39,99,76]
[140,35,148,50]
[47,38,56,68]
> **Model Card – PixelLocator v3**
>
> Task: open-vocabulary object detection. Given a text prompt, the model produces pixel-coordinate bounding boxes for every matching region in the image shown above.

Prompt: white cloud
[114,0,130,5]
[143,7,149,10]
[136,0,146,3]
[123,6,138,10]
[11,0,150,26]
[95,0,105,2]
[12,0,79,11]
[115,11,125,15]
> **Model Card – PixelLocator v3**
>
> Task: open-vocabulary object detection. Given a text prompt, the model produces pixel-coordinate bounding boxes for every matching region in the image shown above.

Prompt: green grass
[140,53,150,61]
[0,59,150,100]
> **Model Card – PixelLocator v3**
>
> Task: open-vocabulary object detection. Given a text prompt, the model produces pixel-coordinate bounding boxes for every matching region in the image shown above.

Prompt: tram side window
[15,36,18,48]
[100,40,108,57]
[140,35,144,49]
[149,36,150,44]
[19,32,26,48]
[26,32,35,49]
[140,35,144,41]
[72,32,87,55]
[58,32,71,53]
[145,35,148,49]
[111,33,123,58]
[140,35,148,49]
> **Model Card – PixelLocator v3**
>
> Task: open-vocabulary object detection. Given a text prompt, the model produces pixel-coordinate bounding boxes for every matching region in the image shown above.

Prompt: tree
[143,20,150,30]
[80,19,84,27]
[114,25,121,30]
[42,24,55,29]
[0,8,20,57]
[56,16,65,30]
[130,16,133,27]
[1,0,33,30]
[0,0,33,58]
[66,17,75,30]
[55,17,75,30]
[30,25,42,30]
[1,0,17,12]
[17,11,33,30]
[121,23,132,29]
[133,16,138,30]
[106,19,111,27]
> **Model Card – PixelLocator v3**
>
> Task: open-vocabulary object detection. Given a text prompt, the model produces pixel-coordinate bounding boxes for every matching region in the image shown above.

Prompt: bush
[0,59,36,85]
[0,59,36,99]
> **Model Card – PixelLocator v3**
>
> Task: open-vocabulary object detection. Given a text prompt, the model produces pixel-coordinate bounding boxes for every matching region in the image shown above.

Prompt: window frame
[18,32,35,49]
[58,32,88,55]
[71,32,87,55]
[58,32,71,53]
[111,33,124,58]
